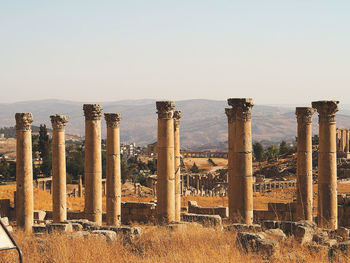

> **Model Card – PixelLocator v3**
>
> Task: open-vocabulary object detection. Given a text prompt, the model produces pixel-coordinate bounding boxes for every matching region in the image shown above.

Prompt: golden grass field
[2,183,350,262]
[0,224,337,263]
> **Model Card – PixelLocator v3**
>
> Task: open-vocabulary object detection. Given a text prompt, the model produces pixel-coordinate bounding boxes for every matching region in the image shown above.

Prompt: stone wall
[187,201,228,218]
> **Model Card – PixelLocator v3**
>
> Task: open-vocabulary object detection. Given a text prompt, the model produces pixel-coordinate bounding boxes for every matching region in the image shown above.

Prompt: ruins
[3,98,350,253]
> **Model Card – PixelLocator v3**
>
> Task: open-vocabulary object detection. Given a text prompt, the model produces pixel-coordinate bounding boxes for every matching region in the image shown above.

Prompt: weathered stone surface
[329,240,350,258]
[70,231,90,239]
[71,223,83,231]
[33,225,47,233]
[313,230,329,244]
[182,213,222,227]
[337,227,350,240]
[91,230,117,242]
[47,223,73,233]
[261,220,281,230]
[34,210,47,221]
[293,225,314,244]
[262,229,286,241]
[236,232,279,256]
[224,223,261,232]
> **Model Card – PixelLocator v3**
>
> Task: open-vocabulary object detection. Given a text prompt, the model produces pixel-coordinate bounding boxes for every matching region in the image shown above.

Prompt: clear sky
[0,1,349,104]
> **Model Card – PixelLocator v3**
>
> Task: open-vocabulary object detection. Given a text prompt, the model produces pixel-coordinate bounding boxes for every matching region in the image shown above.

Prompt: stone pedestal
[50,114,69,223]
[174,110,182,222]
[227,98,254,224]
[156,101,175,223]
[295,107,314,221]
[312,100,339,229]
[15,113,34,232]
[83,104,103,225]
[104,113,122,226]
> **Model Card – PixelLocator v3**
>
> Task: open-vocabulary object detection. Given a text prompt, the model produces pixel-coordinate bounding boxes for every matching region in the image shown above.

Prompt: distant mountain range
[1,99,350,150]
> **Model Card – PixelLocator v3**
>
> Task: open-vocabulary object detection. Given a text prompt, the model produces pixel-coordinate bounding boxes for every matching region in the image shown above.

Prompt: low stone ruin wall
[187,201,228,218]
[254,202,297,222]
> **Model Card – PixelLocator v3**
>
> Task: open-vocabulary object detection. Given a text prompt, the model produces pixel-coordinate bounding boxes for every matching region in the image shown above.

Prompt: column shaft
[15,113,33,233]
[174,111,182,222]
[51,114,69,223]
[312,100,339,229]
[156,101,175,223]
[227,98,254,224]
[295,108,314,221]
[105,113,122,226]
[83,104,103,225]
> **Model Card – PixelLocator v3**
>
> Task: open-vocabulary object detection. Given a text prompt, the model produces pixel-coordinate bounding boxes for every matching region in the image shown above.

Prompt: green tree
[279,140,290,155]
[266,144,279,161]
[190,162,199,173]
[147,158,157,174]
[38,125,51,176]
[0,157,10,181]
[253,142,265,162]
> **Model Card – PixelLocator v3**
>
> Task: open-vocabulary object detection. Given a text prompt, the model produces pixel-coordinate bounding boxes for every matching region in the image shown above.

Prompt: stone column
[295,107,314,221]
[83,104,103,225]
[15,113,34,232]
[225,107,236,221]
[312,100,339,229]
[156,101,175,223]
[227,98,254,224]
[78,175,83,197]
[104,113,122,226]
[174,110,182,222]
[50,114,69,223]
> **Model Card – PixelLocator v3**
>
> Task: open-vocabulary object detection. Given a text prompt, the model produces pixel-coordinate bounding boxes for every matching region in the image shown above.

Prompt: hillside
[1,99,350,149]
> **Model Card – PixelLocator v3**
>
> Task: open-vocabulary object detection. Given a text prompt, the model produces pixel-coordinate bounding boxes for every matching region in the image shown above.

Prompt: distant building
[146,142,157,157]
[121,142,137,157]
[0,133,4,140]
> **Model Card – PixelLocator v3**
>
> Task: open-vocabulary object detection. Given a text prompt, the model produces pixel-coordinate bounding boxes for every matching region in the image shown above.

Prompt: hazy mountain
[1,99,350,149]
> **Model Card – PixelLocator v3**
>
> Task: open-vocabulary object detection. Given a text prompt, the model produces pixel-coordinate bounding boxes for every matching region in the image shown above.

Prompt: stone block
[47,223,73,233]
[262,229,286,241]
[71,223,83,231]
[70,231,90,239]
[337,227,350,240]
[34,210,46,221]
[236,232,279,257]
[261,220,279,229]
[33,225,47,233]
[224,223,261,233]
[91,230,117,242]
[181,213,222,227]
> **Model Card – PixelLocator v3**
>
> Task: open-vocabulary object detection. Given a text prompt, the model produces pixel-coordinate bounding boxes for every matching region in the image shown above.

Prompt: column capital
[83,104,103,120]
[295,107,315,124]
[312,100,339,123]
[104,113,122,128]
[156,101,175,119]
[227,98,254,121]
[15,113,33,131]
[225,108,236,123]
[50,114,69,130]
[174,110,182,128]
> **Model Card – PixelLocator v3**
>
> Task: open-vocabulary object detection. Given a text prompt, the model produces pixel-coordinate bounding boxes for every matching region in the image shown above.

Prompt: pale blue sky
[0,1,349,104]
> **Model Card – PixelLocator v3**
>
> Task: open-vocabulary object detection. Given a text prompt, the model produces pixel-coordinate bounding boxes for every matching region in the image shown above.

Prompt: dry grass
[0,225,334,263]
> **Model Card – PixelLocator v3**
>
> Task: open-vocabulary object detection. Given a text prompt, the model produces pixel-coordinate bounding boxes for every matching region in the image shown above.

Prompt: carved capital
[50,114,69,130]
[156,101,175,119]
[173,110,182,128]
[15,113,33,131]
[227,98,254,121]
[312,100,339,123]
[225,108,236,123]
[104,113,122,128]
[83,104,103,120]
[295,107,315,124]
